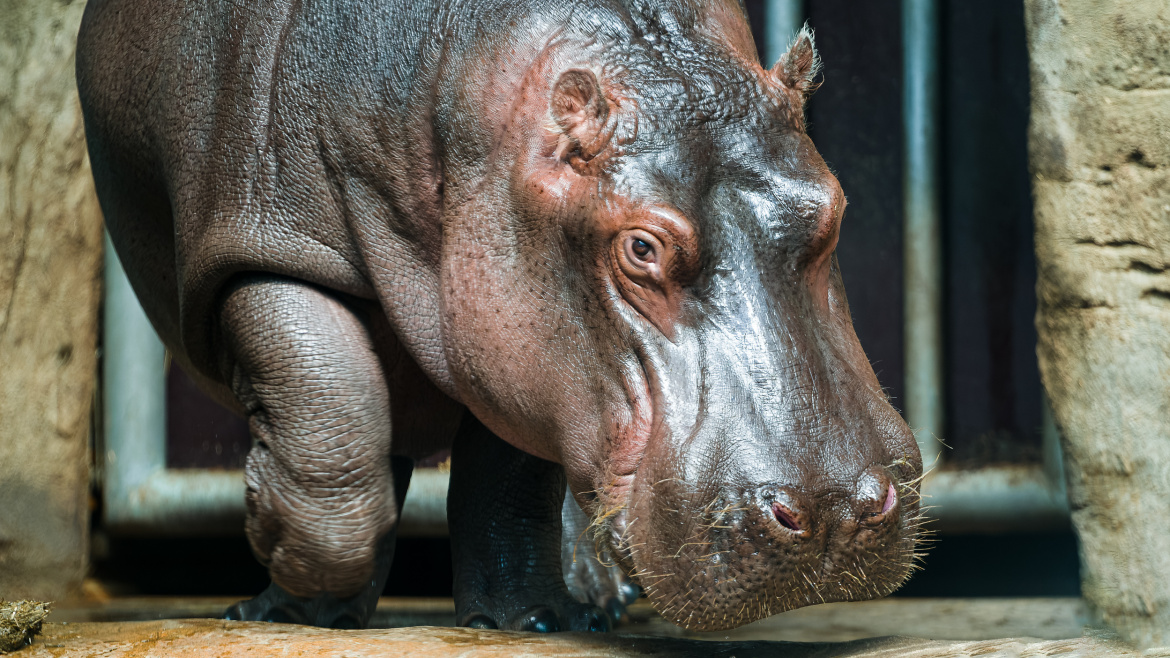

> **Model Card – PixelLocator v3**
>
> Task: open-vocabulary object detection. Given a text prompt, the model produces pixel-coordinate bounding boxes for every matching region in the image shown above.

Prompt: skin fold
[77,0,923,632]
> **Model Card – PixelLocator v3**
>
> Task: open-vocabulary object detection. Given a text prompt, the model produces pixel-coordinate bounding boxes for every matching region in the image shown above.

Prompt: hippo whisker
[672,540,714,556]
[841,569,864,585]
[899,467,933,488]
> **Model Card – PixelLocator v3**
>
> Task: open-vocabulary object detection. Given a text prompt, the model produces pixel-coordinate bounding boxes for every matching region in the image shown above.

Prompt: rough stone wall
[0,0,103,599]
[1026,0,1170,648]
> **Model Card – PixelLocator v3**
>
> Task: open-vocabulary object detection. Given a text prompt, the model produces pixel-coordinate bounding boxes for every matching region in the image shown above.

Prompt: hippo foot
[458,595,611,633]
[224,581,377,629]
[448,414,611,633]
[563,554,642,625]
[561,489,642,625]
[225,518,404,629]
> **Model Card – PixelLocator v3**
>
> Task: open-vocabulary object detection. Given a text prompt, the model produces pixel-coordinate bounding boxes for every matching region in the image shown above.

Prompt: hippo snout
[611,443,922,631]
[752,467,909,560]
[800,470,913,568]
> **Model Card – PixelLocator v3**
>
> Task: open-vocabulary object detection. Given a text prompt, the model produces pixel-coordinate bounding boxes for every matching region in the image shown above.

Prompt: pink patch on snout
[772,503,802,532]
[881,482,897,515]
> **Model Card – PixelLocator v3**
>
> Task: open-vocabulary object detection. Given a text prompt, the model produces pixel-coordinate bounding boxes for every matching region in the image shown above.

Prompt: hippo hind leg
[448,415,610,632]
[561,490,641,625]
[215,275,405,629]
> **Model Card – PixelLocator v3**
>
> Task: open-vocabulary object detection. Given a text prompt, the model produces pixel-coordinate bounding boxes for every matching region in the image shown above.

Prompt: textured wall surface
[1026,0,1170,648]
[0,0,102,599]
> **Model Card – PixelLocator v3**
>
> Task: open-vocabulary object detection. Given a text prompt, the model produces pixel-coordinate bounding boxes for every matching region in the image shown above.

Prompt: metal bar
[902,0,944,474]
[103,467,450,538]
[925,466,1069,534]
[101,461,1070,538]
[102,232,171,531]
[1041,393,1067,499]
[764,0,805,66]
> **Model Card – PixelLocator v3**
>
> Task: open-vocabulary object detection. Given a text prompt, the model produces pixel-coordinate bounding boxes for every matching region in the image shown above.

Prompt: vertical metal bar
[764,0,805,66]
[102,231,168,528]
[1041,393,1067,498]
[902,0,943,473]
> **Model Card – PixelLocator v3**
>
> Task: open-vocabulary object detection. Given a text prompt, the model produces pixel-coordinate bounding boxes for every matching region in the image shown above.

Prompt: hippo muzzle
[577,204,923,629]
[604,290,924,629]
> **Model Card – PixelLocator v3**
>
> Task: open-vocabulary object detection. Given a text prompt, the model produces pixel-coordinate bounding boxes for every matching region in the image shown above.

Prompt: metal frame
[900,0,1068,531]
[763,0,805,65]
[902,0,944,475]
[99,0,1069,538]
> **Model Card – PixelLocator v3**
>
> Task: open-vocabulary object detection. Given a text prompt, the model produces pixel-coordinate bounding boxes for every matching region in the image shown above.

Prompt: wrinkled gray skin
[77,0,922,633]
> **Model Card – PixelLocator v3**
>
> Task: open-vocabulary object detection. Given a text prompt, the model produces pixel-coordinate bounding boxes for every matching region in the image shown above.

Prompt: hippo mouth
[592,442,925,631]
[596,341,660,506]
[582,341,663,572]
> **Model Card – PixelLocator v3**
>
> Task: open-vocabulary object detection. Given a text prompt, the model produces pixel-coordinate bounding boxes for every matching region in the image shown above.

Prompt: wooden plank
[51,597,1093,643]
[625,598,1092,643]
[0,0,103,600]
[22,619,1133,658]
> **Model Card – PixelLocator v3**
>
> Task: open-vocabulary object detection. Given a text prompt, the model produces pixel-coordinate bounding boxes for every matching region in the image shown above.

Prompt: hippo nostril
[772,502,802,532]
[880,482,897,515]
[857,468,899,523]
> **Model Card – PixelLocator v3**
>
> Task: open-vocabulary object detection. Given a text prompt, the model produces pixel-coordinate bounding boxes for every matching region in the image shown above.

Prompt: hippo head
[439,6,923,632]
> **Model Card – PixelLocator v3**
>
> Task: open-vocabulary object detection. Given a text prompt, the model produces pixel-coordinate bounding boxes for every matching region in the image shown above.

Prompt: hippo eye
[614,229,668,291]
[624,234,657,264]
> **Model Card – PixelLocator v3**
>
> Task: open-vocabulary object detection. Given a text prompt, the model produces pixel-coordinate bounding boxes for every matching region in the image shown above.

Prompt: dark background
[95,0,1079,601]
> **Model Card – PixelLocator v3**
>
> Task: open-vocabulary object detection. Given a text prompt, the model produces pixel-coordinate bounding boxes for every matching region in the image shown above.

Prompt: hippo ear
[771,23,821,99]
[550,69,613,163]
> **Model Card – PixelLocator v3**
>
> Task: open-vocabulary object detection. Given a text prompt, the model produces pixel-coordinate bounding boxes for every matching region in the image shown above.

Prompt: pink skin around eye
[610,227,680,338]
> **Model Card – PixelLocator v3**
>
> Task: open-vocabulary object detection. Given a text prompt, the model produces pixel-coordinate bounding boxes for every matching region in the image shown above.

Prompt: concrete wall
[1027,0,1170,648]
[0,0,103,599]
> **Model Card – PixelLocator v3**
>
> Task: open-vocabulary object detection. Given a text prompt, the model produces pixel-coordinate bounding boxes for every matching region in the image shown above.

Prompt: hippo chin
[78,0,922,633]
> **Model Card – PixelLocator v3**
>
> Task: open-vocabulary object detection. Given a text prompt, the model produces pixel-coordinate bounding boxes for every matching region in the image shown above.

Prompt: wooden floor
[22,618,1138,658]
[18,596,1140,657]
[51,596,1094,642]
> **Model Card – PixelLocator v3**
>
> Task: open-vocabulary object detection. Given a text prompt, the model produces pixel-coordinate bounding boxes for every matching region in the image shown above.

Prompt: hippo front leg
[448,415,611,632]
[215,275,405,629]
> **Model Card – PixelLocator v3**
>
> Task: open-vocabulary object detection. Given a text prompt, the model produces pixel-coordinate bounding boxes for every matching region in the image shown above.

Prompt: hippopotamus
[76,0,923,633]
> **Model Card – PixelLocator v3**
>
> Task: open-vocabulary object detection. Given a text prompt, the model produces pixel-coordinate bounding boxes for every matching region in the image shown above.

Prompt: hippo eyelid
[616,229,665,278]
